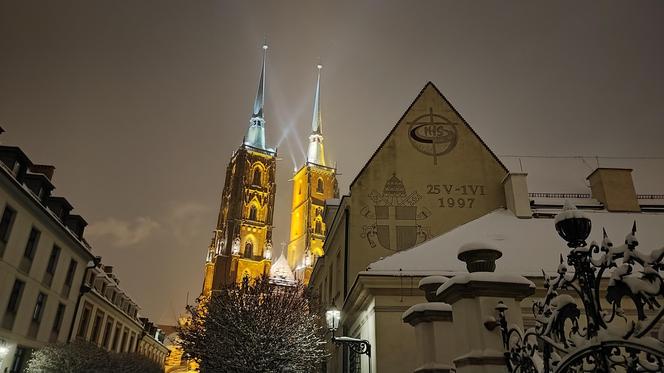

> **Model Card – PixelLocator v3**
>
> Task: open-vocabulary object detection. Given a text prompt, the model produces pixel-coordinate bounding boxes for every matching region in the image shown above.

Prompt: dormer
[0,145,33,183]
[46,196,73,221]
[65,214,87,240]
[29,164,55,180]
[24,173,55,203]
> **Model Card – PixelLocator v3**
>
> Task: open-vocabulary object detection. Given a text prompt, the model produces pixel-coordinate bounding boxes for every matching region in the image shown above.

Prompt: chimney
[502,173,532,218]
[29,164,55,180]
[586,168,640,212]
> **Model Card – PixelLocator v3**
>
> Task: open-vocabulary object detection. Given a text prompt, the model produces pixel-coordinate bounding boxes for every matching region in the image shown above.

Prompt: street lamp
[325,306,372,373]
[325,306,340,332]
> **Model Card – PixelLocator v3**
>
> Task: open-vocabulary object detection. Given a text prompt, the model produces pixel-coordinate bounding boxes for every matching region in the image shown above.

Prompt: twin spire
[244,44,326,166]
[306,64,326,166]
[244,44,269,150]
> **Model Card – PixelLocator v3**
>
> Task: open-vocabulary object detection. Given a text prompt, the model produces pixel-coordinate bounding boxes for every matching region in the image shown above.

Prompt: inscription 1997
[426,183,486,209]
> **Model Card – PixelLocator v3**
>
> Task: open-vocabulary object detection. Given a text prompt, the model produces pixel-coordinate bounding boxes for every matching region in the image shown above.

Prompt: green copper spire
[245,44,268,150]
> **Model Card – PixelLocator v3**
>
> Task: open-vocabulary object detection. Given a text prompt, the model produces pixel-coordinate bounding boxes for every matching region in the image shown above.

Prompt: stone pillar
[403,302,454,373]
[438,243,534,373]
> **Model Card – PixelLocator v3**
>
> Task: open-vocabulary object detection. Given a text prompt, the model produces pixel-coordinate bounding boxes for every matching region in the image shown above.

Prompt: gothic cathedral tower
[287,65,338,284]
[202,45,276,295]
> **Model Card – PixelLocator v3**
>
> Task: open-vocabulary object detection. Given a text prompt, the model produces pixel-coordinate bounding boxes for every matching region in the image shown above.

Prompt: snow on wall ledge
[402,302,453,321]
[435,272,535,296]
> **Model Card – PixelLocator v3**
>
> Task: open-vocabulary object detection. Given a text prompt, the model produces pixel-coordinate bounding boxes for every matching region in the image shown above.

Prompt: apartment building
[0,144,166,372]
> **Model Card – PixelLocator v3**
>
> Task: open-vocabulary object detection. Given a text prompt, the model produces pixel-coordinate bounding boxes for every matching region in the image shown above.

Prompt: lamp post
[325,306,372,373]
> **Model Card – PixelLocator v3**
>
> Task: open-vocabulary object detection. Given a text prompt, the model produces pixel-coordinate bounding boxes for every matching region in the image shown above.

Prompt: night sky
[1,1,663,324]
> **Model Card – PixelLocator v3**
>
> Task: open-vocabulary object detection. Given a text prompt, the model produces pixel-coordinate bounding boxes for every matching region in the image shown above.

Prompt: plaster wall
[346,83,508,295]
[0,174,92,371]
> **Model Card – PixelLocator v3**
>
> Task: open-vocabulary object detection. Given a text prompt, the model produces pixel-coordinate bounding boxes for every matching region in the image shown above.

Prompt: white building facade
[0,144,166,372]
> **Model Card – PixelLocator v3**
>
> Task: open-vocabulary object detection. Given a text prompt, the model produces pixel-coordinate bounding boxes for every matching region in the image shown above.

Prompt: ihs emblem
[408,107,459,165]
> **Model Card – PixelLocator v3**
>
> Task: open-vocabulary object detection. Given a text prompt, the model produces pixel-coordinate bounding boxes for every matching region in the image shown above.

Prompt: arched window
[252,168,262,185]
[316,178,324,193]
[244,241,253,258]
[249,205,258,221]
[315,220,323,235]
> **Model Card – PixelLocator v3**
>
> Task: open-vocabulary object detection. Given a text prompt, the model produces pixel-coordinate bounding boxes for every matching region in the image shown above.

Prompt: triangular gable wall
[347,82,509,284]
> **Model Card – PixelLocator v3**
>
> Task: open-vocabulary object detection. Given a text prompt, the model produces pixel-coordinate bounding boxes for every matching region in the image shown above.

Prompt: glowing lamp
[325,306,341,332]
[264,242,272,260]
[304,251,312,267]
[0,345,8,358]
[231,237,240,256]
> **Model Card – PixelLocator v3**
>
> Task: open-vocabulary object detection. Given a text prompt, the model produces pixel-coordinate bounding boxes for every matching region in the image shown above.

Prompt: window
[249,205,258,221]
[76,302,93,339]
[11,347,28,373]
[252,168,262,185]
[102,318,114,349]
[28,292,48,338]
[0,204,16,256]
[129,333,136,352]
[52,303,66,339]
[316,178,324,193]
[32,292,47,322]
[2,279,25,330]
[24,227,41,260]
[112,324,122,351]
[90,311,105,344]
[45,245,61,275]
[20,227,41,273]
[6,279,25,314]
[43,245,61,287]
[244,241,253,258]
[62,259,78,297]
[11,159,21,176]
[121,329,128,352]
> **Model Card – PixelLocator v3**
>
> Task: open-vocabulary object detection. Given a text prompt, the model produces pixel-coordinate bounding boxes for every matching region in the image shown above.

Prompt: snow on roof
[367,209,664,277]
[270,252,295,282]
[500,156,664,195]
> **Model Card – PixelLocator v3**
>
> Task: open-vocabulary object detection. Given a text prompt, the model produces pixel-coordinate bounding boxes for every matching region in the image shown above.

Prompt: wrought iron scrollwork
[332,336,372,357]
[496,203,664,372]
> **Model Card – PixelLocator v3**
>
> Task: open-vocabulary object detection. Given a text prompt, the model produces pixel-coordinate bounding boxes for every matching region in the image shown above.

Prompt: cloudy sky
[1,1,662,324]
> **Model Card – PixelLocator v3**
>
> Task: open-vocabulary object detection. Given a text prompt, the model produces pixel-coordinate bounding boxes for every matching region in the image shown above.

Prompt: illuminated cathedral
[201,45,336,295]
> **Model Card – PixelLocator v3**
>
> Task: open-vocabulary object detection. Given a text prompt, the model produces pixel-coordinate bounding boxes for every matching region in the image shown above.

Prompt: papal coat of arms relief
[361,174,431,252]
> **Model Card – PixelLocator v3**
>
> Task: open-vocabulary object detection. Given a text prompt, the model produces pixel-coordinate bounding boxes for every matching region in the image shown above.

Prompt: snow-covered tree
[25,342,162,373]
[178,275,327,372]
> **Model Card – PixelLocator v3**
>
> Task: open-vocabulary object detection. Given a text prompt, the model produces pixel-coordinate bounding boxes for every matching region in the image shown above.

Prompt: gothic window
[244,241,253,258]
[315,220,323,235]
[316,178,324,193]
[252,167,262,185]
[249,205,258,221]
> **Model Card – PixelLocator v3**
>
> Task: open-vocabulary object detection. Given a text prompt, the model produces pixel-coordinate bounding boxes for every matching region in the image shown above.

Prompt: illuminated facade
[202,45,276,294]
[287,65,338,284]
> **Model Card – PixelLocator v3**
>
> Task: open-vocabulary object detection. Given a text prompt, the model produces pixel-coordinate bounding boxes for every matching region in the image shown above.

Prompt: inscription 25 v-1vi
[426,183,486,208]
